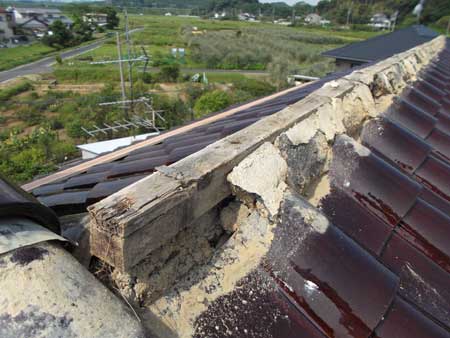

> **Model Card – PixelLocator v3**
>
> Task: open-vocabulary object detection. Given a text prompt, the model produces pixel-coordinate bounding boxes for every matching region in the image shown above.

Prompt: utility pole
[292,8,296,25]
[447,17,450,36]
[124,8,134,114]
[272,7,275,22]
[346,1,353,27]
[116,32,127,118]
[390,11,399,32]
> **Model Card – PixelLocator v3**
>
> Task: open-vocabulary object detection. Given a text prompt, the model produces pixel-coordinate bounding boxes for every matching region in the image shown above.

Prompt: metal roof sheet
[77,133,160,156]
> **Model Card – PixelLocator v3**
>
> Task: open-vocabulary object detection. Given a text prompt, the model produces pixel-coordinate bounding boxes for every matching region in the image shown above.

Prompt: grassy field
[0,43,56,71]
[0,31,108,72]
[0,14,379,75]
[77,14,380,80]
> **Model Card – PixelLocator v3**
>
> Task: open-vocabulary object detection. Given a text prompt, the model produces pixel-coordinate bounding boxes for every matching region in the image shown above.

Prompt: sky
[260,0,320,5]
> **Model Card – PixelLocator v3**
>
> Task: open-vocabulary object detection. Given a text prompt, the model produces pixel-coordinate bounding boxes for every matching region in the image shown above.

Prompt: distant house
[213,12,227,19]
[83,13,108,27]
[322,25,438,71]
[238,13,256,21]
[0,7,16,41]
[18,18,48,35]
[15,8,72,27]
[304,13,322,25]
[14,7,72,35]
[368,13,391,30]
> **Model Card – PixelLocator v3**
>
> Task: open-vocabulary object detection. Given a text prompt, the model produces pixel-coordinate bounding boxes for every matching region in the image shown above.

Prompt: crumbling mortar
[112,208,225,308]
[89,37,447,337]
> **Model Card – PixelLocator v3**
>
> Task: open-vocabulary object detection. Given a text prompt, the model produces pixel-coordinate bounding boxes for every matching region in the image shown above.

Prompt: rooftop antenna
[90,8,150,115]
[86,8,165,139]
[82,98,166,139]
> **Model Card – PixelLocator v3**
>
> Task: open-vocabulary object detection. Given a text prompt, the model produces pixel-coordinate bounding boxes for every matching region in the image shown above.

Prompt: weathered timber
[89,95,324,271]
[88,35,446,272]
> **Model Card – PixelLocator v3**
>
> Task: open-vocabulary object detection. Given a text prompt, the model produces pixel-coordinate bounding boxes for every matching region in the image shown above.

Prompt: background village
[0,5,403,48]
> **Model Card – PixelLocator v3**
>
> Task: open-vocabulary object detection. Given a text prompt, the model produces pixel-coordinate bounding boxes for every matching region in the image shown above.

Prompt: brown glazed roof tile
[193,42,450,337]
[373,297,449,338]
[317,48,450,335]
[0,174,60,233]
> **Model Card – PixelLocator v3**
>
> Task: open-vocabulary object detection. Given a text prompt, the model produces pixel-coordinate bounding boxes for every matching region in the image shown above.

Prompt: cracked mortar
[144,211,275,338]
[140,143,289,337]
[227,142,288,217]
[112,208,224,307]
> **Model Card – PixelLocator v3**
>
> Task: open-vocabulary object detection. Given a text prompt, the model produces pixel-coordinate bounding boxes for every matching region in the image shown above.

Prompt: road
[0,40,106,83]
[0,28,144,84]
[0,36,269,84]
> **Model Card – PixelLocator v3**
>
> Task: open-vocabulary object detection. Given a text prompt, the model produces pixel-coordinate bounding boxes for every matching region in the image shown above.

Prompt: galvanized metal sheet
[0,218,66,255]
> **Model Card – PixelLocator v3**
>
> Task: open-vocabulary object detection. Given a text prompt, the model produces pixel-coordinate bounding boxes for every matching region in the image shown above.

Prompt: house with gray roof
[323,25,438,71]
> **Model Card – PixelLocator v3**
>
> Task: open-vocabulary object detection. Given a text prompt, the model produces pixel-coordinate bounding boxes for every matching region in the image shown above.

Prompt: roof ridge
[22,83,306,192]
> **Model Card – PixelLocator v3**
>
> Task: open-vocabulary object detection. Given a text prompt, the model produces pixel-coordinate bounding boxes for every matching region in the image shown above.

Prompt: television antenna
[84,8,166,139]
[82,97,166,138]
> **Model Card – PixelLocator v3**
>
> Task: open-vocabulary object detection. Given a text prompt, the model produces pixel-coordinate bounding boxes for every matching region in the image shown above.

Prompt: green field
[0,43,55,71]
[0,14,379,75]
[77,14,379,79]
[0,32,110,72]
